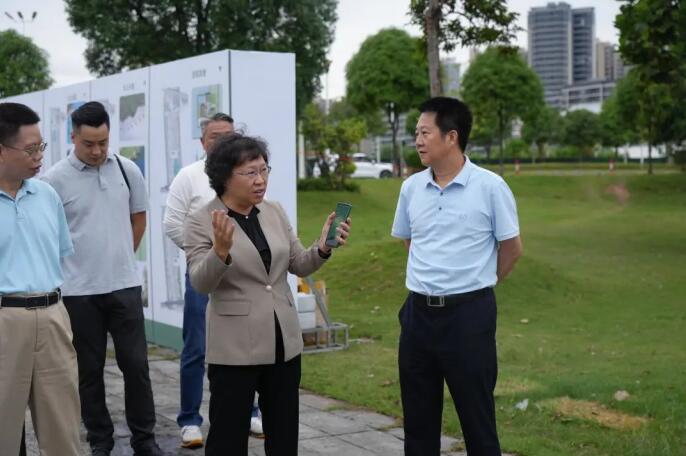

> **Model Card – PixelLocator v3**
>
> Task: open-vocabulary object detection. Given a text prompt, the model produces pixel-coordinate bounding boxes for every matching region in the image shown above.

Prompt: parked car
[350,153,393,179]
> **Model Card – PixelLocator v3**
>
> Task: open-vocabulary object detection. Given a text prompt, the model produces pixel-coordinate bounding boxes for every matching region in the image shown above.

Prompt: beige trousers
[0,300,81,456]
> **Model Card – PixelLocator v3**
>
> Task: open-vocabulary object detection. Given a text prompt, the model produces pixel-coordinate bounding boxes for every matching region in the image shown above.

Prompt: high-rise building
[572,8,595,82]
[528,3,573,107]
[528,3,597,107]
[595,40,615,80]
[441,58,461,95]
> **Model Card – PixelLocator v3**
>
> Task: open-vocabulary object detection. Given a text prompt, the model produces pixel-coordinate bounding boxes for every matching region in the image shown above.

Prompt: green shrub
[297,178,360,192]
[404,148,426,171]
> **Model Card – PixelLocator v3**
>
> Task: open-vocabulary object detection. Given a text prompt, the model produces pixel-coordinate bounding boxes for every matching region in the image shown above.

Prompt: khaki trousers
[0,300,81,456]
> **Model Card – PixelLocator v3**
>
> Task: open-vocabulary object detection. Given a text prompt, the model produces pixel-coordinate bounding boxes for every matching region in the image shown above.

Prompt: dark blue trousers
[177,272,209,427]
[399,288,501,456]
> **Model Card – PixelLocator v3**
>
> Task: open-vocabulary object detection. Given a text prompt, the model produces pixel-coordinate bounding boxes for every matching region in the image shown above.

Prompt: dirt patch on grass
[545,396,648,430]
[605,183,631,205]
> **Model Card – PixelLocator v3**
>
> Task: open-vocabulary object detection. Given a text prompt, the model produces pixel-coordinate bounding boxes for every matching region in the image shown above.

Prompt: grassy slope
[296,174,686,456]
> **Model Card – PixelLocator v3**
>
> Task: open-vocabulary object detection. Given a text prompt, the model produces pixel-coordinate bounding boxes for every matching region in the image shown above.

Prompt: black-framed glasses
[0,141,47,157]
[234,166,272,180]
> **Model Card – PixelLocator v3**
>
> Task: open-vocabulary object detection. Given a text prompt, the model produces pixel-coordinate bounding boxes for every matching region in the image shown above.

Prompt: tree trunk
[498,112,505,176]
[425,0,443,97]
[648,120,653,175]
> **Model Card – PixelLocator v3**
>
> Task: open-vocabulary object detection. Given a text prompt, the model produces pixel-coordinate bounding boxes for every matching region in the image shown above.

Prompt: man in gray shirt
[42,102,162,456]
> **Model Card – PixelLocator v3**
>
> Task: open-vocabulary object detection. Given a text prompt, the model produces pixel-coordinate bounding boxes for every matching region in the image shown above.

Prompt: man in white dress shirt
[164,113,263,448]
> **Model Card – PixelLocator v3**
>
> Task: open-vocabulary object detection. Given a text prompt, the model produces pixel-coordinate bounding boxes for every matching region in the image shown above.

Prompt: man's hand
[497,236,523,282]
[211,210,235,261]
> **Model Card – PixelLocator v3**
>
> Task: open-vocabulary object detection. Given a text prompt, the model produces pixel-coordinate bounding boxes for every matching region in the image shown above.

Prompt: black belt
[0,290,61,309]
[411,288,490,307]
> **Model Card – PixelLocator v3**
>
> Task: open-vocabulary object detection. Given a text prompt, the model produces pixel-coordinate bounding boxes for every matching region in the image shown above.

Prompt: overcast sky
[2,0,622,99]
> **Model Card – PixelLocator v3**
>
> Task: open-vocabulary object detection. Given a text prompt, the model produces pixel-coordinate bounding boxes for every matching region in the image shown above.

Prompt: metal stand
[301,277,349,354]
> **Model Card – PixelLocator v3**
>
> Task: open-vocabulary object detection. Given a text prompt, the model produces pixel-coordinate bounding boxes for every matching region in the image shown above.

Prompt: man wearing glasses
[164,113,264,448]
[0,102,81,455]
[41,102,163,456]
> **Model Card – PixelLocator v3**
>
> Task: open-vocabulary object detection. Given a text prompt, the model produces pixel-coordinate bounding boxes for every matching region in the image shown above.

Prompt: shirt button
[266,285,272,291]
[440,192,443,196]
[439,207,442,211]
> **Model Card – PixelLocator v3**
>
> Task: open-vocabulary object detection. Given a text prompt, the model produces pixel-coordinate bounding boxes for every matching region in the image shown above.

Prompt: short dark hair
[0,102,40,145]
[201,112,234,135]
[205,132,270,196]
[71,101,110,131]
[419,97,473,152]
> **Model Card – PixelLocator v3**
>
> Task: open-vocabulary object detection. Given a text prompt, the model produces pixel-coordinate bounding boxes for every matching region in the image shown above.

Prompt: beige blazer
[184,197,328,365]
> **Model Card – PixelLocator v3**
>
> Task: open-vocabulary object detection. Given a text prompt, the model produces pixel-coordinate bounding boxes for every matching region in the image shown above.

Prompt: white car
[350,153,393,179]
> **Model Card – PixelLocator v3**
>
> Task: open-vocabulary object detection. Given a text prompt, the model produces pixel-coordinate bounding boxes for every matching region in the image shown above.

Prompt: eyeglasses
[0,141,48,157]
[234,166,272,180]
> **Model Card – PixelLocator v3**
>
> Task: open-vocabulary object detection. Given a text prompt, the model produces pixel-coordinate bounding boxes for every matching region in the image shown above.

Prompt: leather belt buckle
[25,294,50,310]
[426,295,445,307]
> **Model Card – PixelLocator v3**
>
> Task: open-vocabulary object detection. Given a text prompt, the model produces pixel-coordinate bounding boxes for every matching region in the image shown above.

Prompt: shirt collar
[68,151,114,171]
[0,179,37,200]
[424,155,474,189]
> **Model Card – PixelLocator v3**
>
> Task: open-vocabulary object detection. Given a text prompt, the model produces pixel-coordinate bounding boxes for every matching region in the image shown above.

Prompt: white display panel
[230,50,299,292]
[42,83,91,169]
[148,51,231,329]
[90,68,153,321]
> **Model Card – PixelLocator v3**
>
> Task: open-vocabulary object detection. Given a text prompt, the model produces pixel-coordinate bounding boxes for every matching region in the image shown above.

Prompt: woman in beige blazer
[184,133,350,456]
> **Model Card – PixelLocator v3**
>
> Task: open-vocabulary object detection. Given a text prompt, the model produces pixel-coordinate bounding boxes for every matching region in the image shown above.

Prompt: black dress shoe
[134,442,165,456]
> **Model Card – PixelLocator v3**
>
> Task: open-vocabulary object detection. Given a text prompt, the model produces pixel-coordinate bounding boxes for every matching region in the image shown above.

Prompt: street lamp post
[4,11,38,35]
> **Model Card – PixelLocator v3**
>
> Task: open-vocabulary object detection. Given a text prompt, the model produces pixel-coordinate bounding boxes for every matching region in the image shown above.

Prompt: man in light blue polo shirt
[392,97,522,456]
[0,102,81,455]
[41,102,162,456]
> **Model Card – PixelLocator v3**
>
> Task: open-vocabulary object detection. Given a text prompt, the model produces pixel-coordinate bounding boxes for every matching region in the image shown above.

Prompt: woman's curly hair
[205,132,270,196]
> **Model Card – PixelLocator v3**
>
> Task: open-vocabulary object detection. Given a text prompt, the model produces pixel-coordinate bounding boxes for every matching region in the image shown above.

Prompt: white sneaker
[250,416,264,438]
[180,425,203,449]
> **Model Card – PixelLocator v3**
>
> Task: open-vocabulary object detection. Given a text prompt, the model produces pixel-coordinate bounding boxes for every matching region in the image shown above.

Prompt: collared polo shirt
[0,179,74,294]
[391,157,520,295]
[41,153,148,296]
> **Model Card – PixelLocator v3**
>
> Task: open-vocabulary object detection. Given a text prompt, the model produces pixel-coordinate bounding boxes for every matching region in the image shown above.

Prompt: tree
[461,46,544,175]
[0,30,53,97]
[409,0,519,96]
[301,102,368,189]
[521,105,562,163]
[560,109,601,160]
[616,0,686,174]
[64,0,337,115]
[329,97,385,137]
[346,28,429,176]
[599,91,638,160]
[301,103,330,177]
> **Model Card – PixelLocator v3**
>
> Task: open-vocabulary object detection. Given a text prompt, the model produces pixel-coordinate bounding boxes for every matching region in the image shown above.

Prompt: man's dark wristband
[317,247,332,259]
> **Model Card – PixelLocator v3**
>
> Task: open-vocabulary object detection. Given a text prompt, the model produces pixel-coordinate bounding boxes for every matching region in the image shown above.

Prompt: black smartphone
[325,202,352,248]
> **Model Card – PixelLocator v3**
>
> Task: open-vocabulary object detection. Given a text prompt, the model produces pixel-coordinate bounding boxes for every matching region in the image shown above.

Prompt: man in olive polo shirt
[0,102,81,455]
[42,102,162,456]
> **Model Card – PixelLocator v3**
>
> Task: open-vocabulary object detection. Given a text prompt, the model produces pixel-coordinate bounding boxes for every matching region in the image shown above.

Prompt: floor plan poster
[42,83,90,168]
[148,50,230,329]
[90,68,152,320]
[191,84,222,138]
[120,93,146,142]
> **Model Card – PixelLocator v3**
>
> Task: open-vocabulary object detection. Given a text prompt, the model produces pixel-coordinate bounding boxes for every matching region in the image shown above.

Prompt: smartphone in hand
[325,202,352,248]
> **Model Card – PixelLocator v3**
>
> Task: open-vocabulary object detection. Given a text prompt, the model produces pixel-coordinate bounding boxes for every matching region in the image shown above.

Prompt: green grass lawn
[295,173,686,456]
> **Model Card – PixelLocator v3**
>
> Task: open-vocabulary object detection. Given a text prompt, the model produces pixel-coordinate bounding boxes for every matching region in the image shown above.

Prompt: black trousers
[19,425,26,456]
[63,286,156,452]
[399,288,501,456]
[205,354,301,456]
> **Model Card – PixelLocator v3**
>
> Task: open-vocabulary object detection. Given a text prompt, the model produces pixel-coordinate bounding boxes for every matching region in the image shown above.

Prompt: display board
[0,50,297,350]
